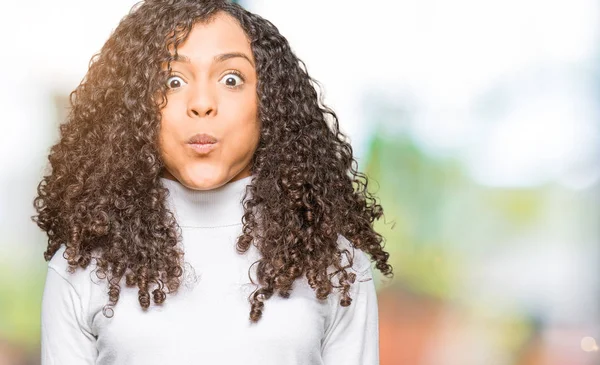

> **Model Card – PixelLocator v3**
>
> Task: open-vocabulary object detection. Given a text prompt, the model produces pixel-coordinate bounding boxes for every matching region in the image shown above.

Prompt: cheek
[158,109,181,158]
[220,102,260,156]
[230,99,259,139]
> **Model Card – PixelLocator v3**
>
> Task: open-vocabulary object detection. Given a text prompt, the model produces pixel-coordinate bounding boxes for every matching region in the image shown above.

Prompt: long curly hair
[32,0,393,323]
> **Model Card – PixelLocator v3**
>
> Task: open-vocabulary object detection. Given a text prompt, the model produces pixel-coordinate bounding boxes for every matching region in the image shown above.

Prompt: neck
[159,175,254,228]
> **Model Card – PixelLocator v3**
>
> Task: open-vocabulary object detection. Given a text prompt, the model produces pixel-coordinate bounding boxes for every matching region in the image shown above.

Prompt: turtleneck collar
[159,175,254,228]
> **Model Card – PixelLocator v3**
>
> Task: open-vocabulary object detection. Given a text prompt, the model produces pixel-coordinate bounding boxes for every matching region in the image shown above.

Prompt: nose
[187,81,217,118]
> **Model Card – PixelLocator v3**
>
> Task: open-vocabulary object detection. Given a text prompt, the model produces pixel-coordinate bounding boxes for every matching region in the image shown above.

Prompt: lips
[187,133,218,155]
[187,133,218,144]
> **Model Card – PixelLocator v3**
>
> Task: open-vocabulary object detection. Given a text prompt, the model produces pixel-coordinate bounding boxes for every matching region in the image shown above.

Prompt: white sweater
[41,175,379,365]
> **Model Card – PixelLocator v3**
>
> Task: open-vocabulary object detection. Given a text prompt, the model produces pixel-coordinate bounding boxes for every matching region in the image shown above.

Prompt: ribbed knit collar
[159,175,254,228]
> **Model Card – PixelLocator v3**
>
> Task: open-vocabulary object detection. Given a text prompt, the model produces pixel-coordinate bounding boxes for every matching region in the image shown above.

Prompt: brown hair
[32,0,393,322]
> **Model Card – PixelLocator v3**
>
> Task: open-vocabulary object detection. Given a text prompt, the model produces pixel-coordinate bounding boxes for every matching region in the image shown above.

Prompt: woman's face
[158,12,260,190]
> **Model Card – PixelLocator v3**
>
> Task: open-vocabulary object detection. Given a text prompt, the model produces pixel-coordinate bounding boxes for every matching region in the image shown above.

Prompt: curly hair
[32,0,393,323]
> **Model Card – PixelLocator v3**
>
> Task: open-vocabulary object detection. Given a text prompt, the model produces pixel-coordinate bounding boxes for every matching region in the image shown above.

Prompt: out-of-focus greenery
[365,126,467,298]
[363,122,549,360]
[0,253,46,351]
[364,123,547,299]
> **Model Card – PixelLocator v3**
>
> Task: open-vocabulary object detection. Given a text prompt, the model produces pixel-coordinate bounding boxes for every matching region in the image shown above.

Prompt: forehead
[175,12,253,63]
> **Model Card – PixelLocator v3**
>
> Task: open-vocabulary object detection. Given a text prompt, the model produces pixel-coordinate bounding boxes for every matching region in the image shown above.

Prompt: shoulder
[336,234,373,280]
[47,244,75,276]
[43,245,106,337]
[46,245,103,295]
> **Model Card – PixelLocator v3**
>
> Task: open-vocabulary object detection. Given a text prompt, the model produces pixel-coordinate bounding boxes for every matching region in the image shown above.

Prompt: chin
[183,178,219,191]
[180,171,224,190]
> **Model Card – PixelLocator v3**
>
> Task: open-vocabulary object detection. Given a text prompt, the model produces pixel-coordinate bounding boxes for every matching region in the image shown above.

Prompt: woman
[33,0,393,364]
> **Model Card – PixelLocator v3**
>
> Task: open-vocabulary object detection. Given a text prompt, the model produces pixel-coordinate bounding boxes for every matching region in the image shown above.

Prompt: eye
[219,71,245,88]
[166,75,187,89]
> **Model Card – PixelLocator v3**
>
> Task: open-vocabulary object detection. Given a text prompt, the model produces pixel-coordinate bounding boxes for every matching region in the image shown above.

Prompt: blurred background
[0,0,598,364]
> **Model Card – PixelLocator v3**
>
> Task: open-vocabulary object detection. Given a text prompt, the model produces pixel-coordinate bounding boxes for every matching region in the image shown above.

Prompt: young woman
[33,1,393,364]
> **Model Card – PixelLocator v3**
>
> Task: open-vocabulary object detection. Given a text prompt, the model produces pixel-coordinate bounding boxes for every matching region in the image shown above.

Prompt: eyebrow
[172,52,255,67]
